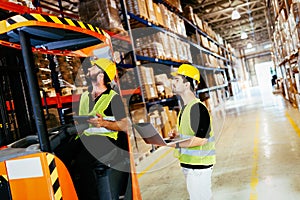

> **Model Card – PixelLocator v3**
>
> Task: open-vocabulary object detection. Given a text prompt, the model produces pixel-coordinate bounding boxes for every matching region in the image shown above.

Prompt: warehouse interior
[0,0,300,199]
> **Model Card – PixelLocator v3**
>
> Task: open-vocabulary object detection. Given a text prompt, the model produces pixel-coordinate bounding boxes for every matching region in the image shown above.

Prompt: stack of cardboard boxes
[139,66,159,100]
[126,0,186,37]
[131,105,177,140]
[79,0,125,34]
[135,32,192,63]
[129,104,178,163]
[35,54,88,98]
[272,1,300,109]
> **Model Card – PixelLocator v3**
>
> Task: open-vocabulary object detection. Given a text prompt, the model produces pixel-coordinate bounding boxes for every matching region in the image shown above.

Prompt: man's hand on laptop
[168,129,178,139]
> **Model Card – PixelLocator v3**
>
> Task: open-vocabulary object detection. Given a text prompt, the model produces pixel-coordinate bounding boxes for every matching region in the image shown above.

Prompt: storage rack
[269,0,300,108]
[0,0,239,153]
[112,0,238,155]
[117,0,234,110]
[0,0,236,111]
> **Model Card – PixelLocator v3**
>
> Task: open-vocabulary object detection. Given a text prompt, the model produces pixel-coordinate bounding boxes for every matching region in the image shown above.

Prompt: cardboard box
[130,107,147,124]
[79,0,124,33]
[201,35,210,49]
[159,4,171,28]
[160,110,171,138]
[168,110,177,128]
[126,0,149,19]
[153,3,164,27]
[164,0,182,12]
[142,83,158,100]
[139,66,155,84]
[145,0,156,23]
[194,14,203,30]
[169,37,179,61]
[148,110,163,136]
[184,6,196,25]
[173,14,183,36]
[157,32,172,58]
[161,120,171,138]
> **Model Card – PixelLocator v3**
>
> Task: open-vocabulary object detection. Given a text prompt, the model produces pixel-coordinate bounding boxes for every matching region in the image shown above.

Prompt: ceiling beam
[224,27,269,39]
[212,13,266,29]
[194,0,229,10]
[207,6,266,23]
[201,1,262,19]
[214,18,268,37]
[222,29,268,41]
[214,23,267,38]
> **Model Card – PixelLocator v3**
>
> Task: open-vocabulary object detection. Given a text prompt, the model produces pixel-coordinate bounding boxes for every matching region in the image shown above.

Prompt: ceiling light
[232,9,241,20]
[247,43,252,48]
[241,31,248,39]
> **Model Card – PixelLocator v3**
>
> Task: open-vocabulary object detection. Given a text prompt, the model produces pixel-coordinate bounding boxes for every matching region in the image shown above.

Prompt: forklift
[0,10,141,200]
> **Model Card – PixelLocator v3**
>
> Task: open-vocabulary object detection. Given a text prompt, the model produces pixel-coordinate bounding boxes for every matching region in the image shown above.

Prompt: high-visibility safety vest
[176,98,216,165]
[78,90,118,140]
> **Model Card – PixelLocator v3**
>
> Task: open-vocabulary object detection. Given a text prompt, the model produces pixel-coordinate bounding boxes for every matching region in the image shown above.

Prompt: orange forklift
[0,5,141,200]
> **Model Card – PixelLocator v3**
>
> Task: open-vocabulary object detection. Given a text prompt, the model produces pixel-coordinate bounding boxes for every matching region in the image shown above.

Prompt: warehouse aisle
[135,86,300,200]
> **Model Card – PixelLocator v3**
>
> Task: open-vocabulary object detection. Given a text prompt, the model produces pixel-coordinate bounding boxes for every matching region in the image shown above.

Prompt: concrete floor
[135,86,300,200]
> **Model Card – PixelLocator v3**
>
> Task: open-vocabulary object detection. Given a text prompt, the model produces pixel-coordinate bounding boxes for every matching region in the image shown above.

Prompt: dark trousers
[54,135,132,200]
[76,163,127,200]
[74,143,131,200]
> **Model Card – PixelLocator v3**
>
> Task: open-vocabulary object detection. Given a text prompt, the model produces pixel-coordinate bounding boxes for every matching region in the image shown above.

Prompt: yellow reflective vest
[78,90,118,140]
[176,98,216,165]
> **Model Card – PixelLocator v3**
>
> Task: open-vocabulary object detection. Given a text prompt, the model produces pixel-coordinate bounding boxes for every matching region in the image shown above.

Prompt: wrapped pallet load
[145,0,157,23]
[139,66,158,100]
[79,0,125,34]
[153,3,165,27]
[126,0,149,20]
[164,0,182,12]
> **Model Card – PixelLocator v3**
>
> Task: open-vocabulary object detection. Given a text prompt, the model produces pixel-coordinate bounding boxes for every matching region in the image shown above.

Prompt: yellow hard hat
[91,58,116,81]
[171,64,200,83]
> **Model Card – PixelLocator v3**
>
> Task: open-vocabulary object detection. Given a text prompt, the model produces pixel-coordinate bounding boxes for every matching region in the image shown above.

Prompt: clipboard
[73,115,95,124]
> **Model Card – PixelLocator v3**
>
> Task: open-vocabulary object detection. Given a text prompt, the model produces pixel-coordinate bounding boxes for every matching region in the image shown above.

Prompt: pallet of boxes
[130,105,152,164]
[130,105,178,164]
[138,65,159,101]
[79,0,126,34]
[129,66,158,164]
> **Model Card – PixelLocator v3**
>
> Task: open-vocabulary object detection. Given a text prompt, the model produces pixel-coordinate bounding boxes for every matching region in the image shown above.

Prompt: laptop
[133,123,190,146]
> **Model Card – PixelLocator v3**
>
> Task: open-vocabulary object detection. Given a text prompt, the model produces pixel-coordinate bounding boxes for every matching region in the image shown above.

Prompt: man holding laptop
[169,64,216,200]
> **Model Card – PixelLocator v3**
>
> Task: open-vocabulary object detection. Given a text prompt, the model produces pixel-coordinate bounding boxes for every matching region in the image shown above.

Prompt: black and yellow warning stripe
[0,13,109,42]
[0,174,8,181]
[47,153,62,200]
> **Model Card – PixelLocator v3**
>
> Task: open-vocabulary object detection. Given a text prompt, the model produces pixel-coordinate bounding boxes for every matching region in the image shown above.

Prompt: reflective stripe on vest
[79,90,118,140]
[177,98,216,165]
[179,133,215,142]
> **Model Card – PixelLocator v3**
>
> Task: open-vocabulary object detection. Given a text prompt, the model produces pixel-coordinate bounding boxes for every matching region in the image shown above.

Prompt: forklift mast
[0,9,141,200]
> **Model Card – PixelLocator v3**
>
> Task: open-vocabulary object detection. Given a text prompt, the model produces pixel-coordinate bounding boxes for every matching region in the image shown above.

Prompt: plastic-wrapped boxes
[79,0,125,33]
[126,0,149,19]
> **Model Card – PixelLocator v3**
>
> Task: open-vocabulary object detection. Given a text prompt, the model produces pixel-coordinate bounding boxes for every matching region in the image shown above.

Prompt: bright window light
[241,31,248,39]
[264,44,272,49]
[245,48,256,53]
[232,10,241,20]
